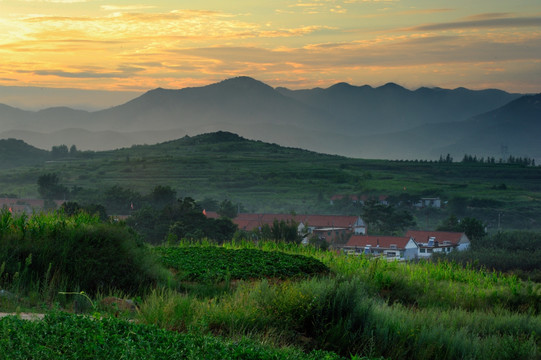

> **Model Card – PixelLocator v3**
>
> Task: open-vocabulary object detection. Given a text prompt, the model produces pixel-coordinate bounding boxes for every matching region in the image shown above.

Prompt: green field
[1,132,540,230]
[0,211,539,359]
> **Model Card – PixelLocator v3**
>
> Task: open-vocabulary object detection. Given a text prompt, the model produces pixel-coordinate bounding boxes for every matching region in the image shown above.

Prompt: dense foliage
[434,230,541,281]
[127,197,237,244]
[0,210,168,295]
[154,246,329,282]
[0,312,344,360]
[436,214,487,240]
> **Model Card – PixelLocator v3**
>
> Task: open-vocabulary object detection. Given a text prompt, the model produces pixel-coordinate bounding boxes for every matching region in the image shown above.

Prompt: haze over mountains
[0,76,539,161]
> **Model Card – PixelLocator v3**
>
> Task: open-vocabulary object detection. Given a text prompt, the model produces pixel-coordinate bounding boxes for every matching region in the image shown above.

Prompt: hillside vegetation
[1,131,540,230]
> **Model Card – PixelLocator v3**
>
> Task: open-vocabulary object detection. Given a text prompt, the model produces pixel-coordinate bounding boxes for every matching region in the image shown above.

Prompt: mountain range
[0,76,539,161]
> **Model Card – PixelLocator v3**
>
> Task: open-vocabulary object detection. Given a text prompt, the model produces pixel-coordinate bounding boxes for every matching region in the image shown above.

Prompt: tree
[448,196,468,216]
[149,185,176,209]
[437,215,487,240]
[437,214,460,231]
[51,144,69,158]
[217,199,238,219]
[37,173,68,200]
[459,217,487,240]
[60,202,108,222]
[197,197,219,212]
[260,219,301,243]
[362,199,416,234]
[102,185,142,214]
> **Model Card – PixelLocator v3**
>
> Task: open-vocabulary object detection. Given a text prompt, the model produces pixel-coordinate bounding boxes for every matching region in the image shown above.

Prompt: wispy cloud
[100,5,156,11]
[398,8,453,15]
[1,1,540,94]
[404,16,541,31]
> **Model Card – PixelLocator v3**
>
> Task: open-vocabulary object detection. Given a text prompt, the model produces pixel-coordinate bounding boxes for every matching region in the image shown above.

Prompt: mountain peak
[211,76,274,92]
[328,82,354,90]
[378,82,406,90]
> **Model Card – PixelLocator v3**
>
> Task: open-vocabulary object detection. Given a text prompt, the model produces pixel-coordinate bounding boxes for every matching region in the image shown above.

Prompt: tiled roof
[204,212,364,232]
[0,198,65,210]
[345,235,412,249]
[405,230,465,245]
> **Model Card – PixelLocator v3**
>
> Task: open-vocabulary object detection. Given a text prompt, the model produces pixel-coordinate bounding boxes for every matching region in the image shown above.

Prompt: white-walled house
[405,230,470,258]
[414,198,442,208]
[204,212,367,240]
[343,235,419,261]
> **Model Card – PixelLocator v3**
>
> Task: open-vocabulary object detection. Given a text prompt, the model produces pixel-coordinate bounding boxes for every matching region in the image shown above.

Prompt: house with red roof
[343,235,418,260]
[0,198,65,214]
[405,230,470,258]
[204,212,366,242]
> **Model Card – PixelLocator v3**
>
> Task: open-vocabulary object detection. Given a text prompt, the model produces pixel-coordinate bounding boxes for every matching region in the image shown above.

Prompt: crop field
[0,312,345,360]
[0,211,539,359]
[153,246,329,282]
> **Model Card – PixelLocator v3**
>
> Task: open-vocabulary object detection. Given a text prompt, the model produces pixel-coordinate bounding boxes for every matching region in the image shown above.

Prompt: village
[0,194,469,262]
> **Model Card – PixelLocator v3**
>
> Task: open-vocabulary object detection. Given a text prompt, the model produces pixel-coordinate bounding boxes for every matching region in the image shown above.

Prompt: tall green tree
[437,215,487,240]
[37,173,68,200]
[218,199,238,219]
[362,199,416,234]
[149,185,176,209]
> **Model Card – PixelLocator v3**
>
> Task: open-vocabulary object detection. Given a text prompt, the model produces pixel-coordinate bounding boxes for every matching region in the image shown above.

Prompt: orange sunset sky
[1,0,540,109]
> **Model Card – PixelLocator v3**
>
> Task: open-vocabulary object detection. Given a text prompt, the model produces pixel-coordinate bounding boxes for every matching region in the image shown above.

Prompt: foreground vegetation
[1,211,540,359]
[0,312,343,360]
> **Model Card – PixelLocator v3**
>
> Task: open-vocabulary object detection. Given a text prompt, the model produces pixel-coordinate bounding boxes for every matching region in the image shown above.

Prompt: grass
[0,212,539,359]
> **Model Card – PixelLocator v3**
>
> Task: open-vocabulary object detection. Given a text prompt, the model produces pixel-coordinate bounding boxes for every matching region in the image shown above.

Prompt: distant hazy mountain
[0,76,534,160]
[433,93,541,160]
[276,82,520,135]
[351,93,541,161]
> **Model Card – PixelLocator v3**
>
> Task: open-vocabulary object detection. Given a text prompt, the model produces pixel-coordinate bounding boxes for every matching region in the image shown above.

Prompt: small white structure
[414,198,441,208]
[405,230,470,258]
[343,235,419,261]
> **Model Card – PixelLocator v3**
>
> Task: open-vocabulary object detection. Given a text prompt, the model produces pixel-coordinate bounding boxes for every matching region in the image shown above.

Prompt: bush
[0,210,170,295]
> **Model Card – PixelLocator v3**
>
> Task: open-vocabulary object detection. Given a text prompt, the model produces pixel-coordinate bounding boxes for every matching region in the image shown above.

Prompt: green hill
[1,131,540,230]
[0,138,50,169]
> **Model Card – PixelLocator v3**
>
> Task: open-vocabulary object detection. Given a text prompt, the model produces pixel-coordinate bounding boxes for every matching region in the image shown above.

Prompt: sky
[1,0,541,109]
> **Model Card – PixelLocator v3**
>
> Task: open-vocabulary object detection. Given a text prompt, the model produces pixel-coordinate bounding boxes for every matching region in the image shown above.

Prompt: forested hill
[0,138,50,168]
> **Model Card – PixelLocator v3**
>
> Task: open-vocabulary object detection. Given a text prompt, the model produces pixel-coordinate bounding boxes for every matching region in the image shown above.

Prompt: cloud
[404,16,541,31]
[100,5,156,11]
[398,8,453,15]
[20,0,94,2]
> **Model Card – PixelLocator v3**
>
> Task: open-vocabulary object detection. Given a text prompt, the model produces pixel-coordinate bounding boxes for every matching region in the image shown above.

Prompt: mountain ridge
[0,76,536,160]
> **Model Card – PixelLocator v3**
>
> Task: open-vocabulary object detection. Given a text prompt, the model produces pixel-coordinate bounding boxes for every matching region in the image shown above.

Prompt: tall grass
[219,239,541,313]
[0,209,172,302]
[136,275,540,359]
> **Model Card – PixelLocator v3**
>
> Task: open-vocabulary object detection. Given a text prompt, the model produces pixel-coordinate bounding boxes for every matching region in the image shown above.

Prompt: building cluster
[206,211,470,260]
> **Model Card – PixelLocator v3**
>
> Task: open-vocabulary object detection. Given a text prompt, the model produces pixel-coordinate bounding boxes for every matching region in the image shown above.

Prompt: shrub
[0,210,171,296]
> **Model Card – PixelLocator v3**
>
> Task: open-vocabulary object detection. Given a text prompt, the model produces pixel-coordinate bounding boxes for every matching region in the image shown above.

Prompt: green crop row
[0,312,348,360]
[153,246,329,282]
